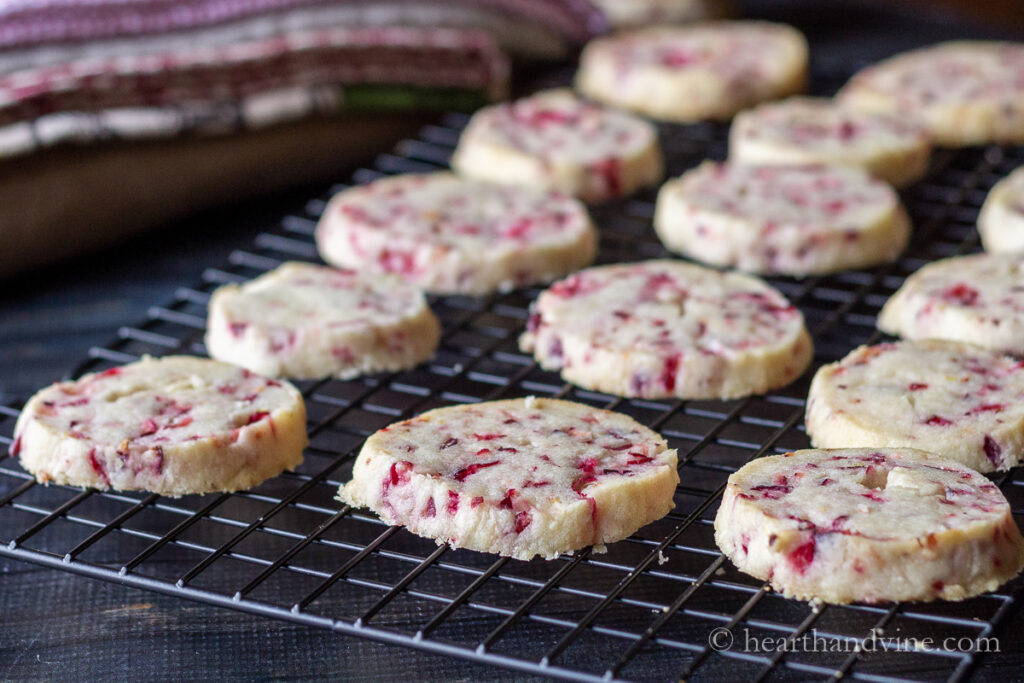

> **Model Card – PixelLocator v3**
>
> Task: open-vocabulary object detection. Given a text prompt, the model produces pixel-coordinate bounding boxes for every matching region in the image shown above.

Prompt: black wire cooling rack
[2,61,1024,681]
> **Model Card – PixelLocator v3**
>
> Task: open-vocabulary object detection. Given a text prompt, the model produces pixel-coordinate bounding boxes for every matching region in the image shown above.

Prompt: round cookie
[205,262,440,379]
[591,0,731,29]
[729,97,932,187]
[653,162,911,276]
[878,253,1024,354]
[838,41,1024,147]
[449,88,663,203]
[519,260,812,400]
[337,397,679,560]
[10,355,307,496]
[315,172,598,294]
[978,166,1024,253]
[715,447,1024,604]
[806,340,1024,473]
[575,21,808,122]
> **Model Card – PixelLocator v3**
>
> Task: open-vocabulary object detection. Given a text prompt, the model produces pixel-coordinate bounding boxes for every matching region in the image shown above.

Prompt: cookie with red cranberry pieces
[315,173,597,294]
[450,88,663,203]
[839,41,1024,147]
[806,340,1024,473]
[519,261,812,400]
[10,356,307,496]
[729,97,931,187]
[206,262,440,379]
[654,162,911,276]
[715,447,1024,604]
[337,397,679,560]
[878,253,1024,354]
[575,21,807,122]
[978,166,1024,253]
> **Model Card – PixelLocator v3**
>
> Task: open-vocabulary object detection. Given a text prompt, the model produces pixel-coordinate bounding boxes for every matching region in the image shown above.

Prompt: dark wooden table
[3,1,1024,679]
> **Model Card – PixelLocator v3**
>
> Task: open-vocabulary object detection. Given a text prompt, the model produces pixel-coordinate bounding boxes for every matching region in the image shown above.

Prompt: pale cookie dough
[654,162,911,276]
[315,173,598,294]
[806,340,1024,473]
[575,21,808,122]
[337,397,679,560]
[449,88,663,203]
[519,260,812,399]
[878,253,1024,354]
[591,0,731,30]
[10,356,307,496]
[978,166,1024,253]
[206,262,440,379]
[729,97,932,187]
[838,41,1024,146]
[715,448,1024,604]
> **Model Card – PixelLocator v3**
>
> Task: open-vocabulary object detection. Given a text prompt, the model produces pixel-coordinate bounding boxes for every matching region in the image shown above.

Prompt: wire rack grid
[2,63,1024,682]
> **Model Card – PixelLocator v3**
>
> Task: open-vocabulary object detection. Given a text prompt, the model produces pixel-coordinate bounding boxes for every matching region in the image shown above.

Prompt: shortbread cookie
[729,97,932,187]
[337,397,679,560]
[519,261,812,399]
[591,0,731,29]
[10,356,307,496]
[715,447,1024,604]
[205,262,440,379]
[449,88,663,202]
[575,22,808,122]
[978,166,1024,253]
[839,41,1024,146]
[315,173,598,294]
[806,340,1024,473]
[654,162,911,276]
[878,253,1024,354]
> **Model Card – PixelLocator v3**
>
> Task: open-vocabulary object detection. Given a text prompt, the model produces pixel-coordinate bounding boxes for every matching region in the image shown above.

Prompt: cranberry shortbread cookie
[839,41,1024,146]
[519,261,812,400]
[654,162,911,276]
[11,356,307,496]
[337,397,679,560]
[806,340,1024,473]
[978,166,1024,253]
[575,22,807,122]
[315,173,597,294]
[206,262,439,379]
[715,448,1024,604]
[878,253,1024,354]
[729,97,931,187]
[449,88,663,203]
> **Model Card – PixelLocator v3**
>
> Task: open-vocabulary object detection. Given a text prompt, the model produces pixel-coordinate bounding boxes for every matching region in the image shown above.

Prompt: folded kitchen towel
[0,0,608,277]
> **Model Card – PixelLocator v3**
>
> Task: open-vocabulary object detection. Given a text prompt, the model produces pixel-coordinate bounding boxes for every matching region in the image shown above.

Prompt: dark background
[2,1,1023,679]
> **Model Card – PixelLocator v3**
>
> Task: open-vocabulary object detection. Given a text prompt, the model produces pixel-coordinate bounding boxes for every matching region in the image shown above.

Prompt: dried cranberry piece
[787,538,815,574]
[659,354,681,393]
[983,436,1002,468]
[88,448,110,486]
[446,491,460,515]
[439,437,459,450]
[925,415,953,426]
[453,461,500,482]
[514,510,532,533]
[942,283,979,306]
[749,484,792,500]
[246,411,270,425]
